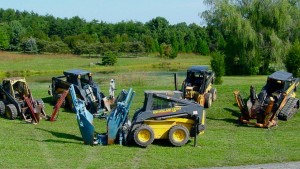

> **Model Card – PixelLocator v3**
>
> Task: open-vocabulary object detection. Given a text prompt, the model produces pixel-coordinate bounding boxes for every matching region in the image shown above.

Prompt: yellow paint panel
[144,118,194,139]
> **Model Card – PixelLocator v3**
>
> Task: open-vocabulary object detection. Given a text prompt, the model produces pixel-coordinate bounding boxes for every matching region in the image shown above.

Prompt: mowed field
[0,52,299,169]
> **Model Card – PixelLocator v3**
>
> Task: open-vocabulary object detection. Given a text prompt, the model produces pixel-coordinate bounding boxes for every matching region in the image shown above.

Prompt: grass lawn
[0,52,299,169]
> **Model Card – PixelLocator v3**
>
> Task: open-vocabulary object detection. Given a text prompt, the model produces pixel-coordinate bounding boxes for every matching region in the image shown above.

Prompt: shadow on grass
[206,107,241,125]
[42,96,53,105]
[36,128,82,141]
[152,139,173,147]
[206,116,238,125]
[152,139,200,148]
[224,107,241,118]
[208,107,259,128]
[126,138,184,148]
[42,96,74,115]
[30,139,82,145]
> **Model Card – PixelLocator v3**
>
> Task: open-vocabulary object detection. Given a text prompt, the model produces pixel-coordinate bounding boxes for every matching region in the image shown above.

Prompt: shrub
[102,52,117,66]
[210,51,225,84]
[21,37,38,54]
[159,43,177,59]
[286,41,300,77]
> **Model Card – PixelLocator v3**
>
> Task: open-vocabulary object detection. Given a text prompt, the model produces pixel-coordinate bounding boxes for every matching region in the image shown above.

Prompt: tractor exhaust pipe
[174,73,178,91]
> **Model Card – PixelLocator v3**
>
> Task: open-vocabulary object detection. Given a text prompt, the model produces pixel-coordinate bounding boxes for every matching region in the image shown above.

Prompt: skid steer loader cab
[64,69,93,89]
[2,78,29,100]
[182,66,216,108]
[266,72,292,94]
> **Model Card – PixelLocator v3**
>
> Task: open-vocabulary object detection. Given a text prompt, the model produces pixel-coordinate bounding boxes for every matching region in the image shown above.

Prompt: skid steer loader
[0,77,46,124]
[48,69,106,114]
[181,66,216,108]
[70,84,206,147]
[234,71,299,128]
[48,69,113,121]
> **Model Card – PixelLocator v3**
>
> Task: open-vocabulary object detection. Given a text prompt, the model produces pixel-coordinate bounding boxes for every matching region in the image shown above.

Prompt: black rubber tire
[204,93,212,108]
[133,124,155,147]
[5,104,18,120]
[168,125,190,147]
[0,101,5,117]
[210,88,217,102]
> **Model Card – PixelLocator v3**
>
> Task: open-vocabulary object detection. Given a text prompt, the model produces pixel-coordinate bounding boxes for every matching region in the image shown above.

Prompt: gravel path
[203,161,300,169]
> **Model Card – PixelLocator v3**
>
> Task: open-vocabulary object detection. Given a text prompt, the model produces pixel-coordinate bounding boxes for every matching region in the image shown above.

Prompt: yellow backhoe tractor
[234,71,299,128]
[181,66,216,108]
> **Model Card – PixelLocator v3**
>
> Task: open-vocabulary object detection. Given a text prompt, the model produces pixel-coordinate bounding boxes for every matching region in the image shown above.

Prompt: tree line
[0,2,299,77]
[0,8,212,58]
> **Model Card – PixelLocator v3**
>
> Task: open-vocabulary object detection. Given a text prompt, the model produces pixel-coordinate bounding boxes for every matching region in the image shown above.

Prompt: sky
[1,0,208,25]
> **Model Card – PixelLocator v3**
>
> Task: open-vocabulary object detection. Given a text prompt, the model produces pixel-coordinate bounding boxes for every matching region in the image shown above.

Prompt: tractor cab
[136,90,183,113]
[185,66,211,93]
[265,71,294,93]
[2,77,29,100]
[259,71,296,102]
[182,66,216,108]
[63,69,93,89]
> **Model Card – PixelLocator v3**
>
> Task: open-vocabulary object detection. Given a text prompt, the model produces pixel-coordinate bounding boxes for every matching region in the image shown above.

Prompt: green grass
[0,52,210,78]
[0,52,299,168]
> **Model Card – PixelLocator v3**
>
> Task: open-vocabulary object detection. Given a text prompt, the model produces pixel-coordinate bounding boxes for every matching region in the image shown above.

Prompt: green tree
[159,43,177,59]
[196,39,210,55]
[207,27,226,51]
[38,39,69,53]
[9,20,26,50]
[21,37,38,53]
[286,40,300,77]
[0,23,10,50]
[202,0,300,75]
[142,35,155,53]
[146,17,170,44]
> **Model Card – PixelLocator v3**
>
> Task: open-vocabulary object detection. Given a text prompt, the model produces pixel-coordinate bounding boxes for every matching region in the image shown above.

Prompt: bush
[159,43,177,59]
[286,41,300,77]
[37,39,70,53]
[102,52,117,66]
[21,37,38,54]
[210,51,225,84]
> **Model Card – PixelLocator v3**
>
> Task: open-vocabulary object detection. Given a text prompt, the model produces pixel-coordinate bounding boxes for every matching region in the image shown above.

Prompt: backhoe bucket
[70,84,95,145]
[77,112,94,145]
[107,88,135,145]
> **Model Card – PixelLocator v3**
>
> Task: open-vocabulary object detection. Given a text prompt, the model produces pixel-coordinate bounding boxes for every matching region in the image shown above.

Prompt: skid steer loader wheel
[133,125,154,147]
[210,88,217,102]
[204,93,212,108]
[0,101,5,117]
[168,125,190,147]
[5,104,17,120]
